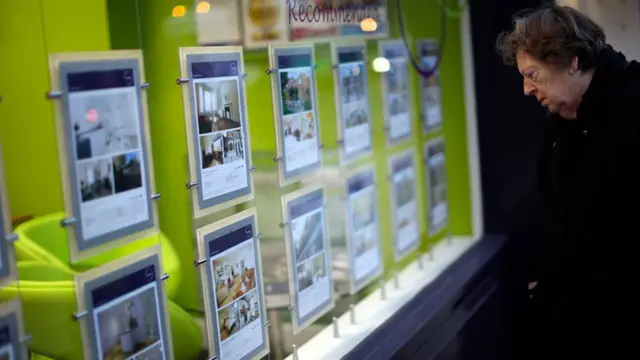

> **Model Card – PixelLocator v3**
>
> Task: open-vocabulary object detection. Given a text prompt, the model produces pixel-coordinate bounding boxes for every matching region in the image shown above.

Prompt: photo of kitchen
[195,79,241,135]
[200,133,224,168]
[112,151,143,194]
[212,241,257,308]
[94,286,162,360]
[78,158,114,202]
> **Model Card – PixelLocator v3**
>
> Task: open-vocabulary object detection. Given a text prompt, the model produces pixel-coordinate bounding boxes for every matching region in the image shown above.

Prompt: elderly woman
[496,4,640,358]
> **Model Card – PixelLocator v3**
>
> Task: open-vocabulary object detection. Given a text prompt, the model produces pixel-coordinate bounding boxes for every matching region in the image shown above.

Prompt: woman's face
[516,50,583,119]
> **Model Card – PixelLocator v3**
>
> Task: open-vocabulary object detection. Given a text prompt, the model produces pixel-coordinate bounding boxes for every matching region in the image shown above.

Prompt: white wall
[558,0,640,61]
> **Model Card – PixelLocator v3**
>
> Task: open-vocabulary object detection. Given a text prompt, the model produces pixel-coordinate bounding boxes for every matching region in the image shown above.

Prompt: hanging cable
[395,0,447,78]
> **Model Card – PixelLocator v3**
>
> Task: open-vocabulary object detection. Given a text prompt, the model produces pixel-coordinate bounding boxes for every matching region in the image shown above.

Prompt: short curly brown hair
[496,5,606,71]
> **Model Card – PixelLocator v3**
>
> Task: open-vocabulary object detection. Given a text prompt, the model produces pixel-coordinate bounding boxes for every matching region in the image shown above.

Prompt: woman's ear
[568,56,580,75]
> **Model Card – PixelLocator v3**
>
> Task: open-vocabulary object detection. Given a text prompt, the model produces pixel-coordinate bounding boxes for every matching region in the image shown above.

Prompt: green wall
[0,0,111,217]
[0,0,472,312]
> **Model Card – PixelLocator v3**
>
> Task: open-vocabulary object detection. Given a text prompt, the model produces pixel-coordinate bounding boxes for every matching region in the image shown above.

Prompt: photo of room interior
[283,114,303,142]
[296,258,314,292]
[195,79,241,135]
[280,69,313,115]
[351,190,375,231]
[217,290,260,341]
[428,148,448,205]
[78,158,114,202]
[95,287,161,360]
[340,63,366,104]
[344,103,369,129]
[292,211,324,264]
[212,241,257,308]
[72,92,140,161]
[296,252,327,293]
[394,171,415,208]
[200,133,224,168]
[385,63,408,95]
[222,129,244,163]
[132,343,163,360]
[301,112,316,140]
[112,151,143,194]
[388,94,410,116]
[0,344,12,360]
[354,231,376,257]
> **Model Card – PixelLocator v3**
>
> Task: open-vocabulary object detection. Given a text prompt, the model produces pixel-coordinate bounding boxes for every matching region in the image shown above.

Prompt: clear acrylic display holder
[72,244,174,360]
[193,208,271,360]
[177,46,257,220]
[46,50,160,263]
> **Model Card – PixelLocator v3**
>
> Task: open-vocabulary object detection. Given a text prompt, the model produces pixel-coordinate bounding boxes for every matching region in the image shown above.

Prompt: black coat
[535,45,640,356]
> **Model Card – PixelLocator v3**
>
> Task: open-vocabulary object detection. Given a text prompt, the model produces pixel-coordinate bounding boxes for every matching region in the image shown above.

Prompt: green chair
[13,212,182,299]
[4,214,202,359]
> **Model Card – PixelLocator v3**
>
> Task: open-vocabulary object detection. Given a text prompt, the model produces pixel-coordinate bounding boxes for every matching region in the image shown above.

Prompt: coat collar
[576,45,629,122]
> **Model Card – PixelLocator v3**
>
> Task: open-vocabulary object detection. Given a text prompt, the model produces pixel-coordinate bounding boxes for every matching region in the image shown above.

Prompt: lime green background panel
[0,0,111,218]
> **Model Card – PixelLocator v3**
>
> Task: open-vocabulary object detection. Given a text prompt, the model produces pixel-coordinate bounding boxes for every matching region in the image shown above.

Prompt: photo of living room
[112,151,143,194]
[212,241,257,308]
[195,79,241,135]
[222,129,244,163]
[280,69,313,116]
[340,63,366,104]
[94,286,162,360]
[200,133,224,169]
[78,158,114,202]
[71,92,140,161]
[292,210,324,264]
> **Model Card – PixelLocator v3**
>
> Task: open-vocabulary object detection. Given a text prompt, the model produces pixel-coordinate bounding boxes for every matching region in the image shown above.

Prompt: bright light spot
[360,18,378,32]
[372,57,390,73]
[172,5,186,17]
[196,1,210,13]
[86,109,98,123]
